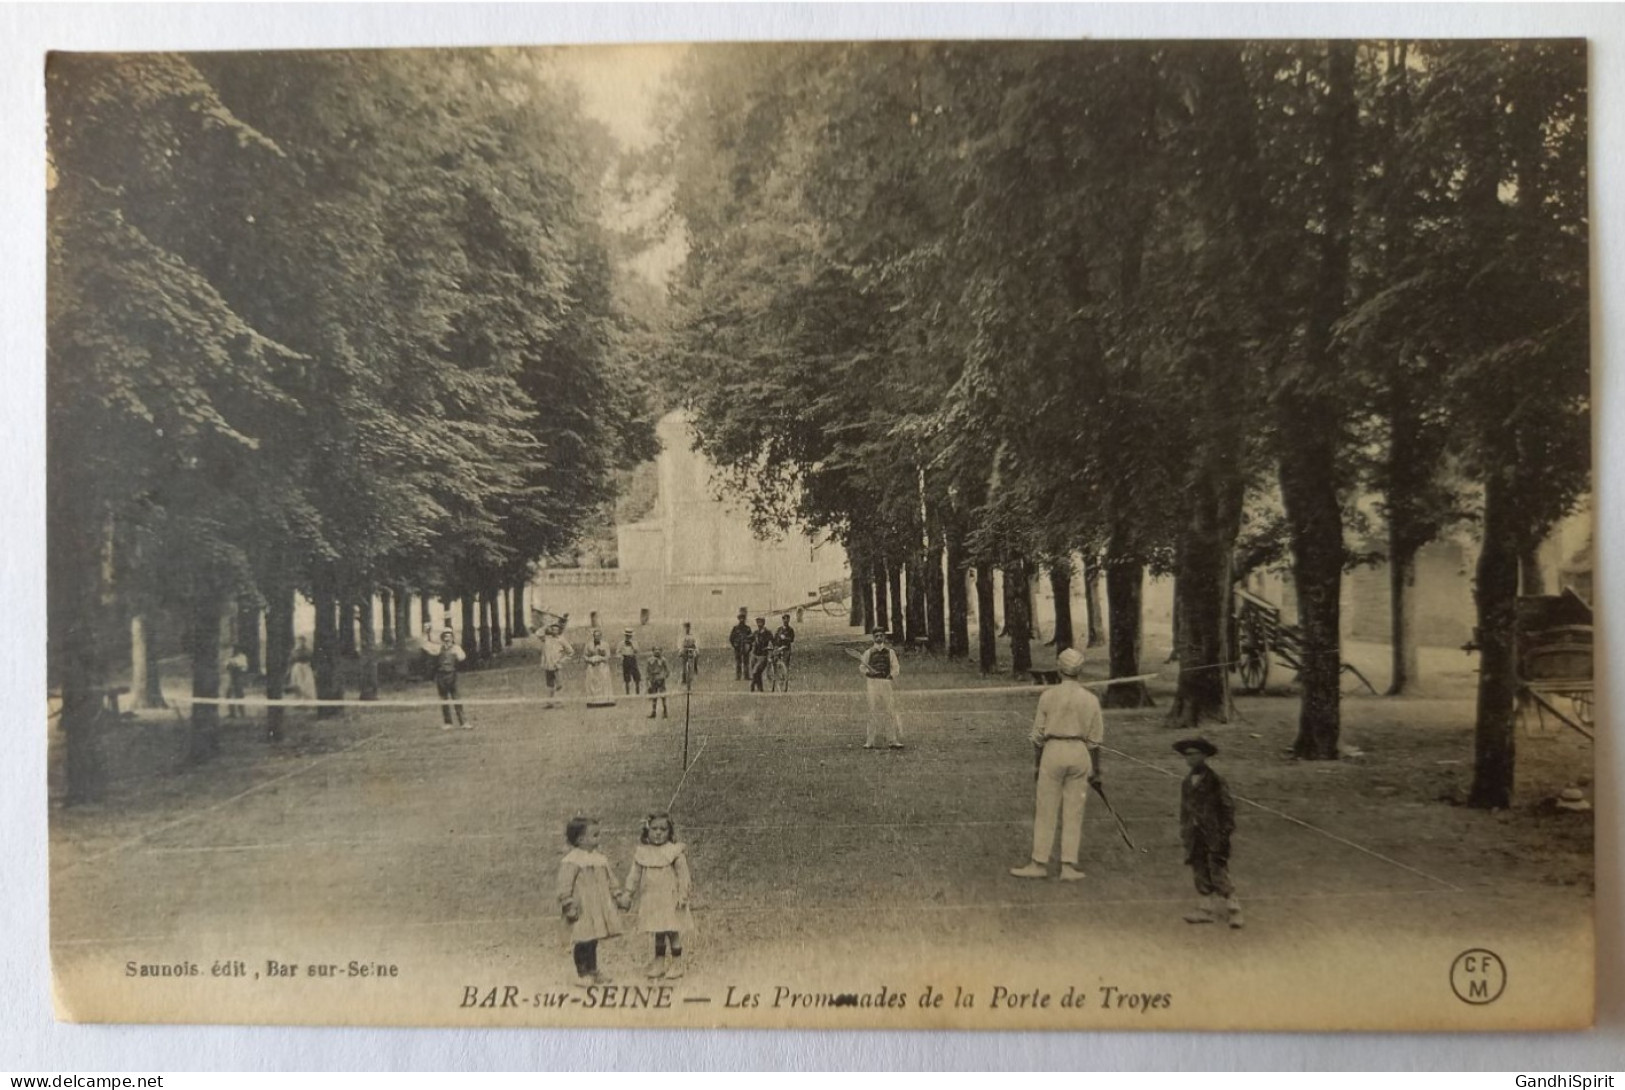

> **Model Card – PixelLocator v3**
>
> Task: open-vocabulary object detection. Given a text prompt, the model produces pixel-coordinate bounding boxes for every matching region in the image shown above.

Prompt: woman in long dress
[582,629,613,704]
[286,636,316,699]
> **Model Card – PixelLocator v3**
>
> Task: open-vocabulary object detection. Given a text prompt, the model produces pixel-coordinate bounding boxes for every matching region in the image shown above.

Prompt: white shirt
[540,635,575,670]
[1029,679,1105,747]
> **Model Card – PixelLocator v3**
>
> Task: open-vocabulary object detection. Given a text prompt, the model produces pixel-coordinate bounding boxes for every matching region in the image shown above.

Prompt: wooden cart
[1512,590,1594,740]
[1230,588,1378,696]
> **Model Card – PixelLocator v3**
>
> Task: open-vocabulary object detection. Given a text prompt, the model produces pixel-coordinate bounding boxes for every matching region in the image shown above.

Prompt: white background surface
[2,3,1621,1071]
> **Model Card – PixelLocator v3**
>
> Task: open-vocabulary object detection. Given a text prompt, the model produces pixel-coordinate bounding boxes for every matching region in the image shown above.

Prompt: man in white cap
[858,628,904,750]
[618,628,642,695]
[1011,648,1103,881]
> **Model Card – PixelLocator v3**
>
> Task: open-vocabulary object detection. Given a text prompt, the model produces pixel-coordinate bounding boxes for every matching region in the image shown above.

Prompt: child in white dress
[557,816,624,985]
[623,813,695,979]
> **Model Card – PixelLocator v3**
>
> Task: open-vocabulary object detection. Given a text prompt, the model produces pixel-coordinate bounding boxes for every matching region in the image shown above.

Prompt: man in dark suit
[1175,737,1241,928]
[748,616,773,692]
[729,610,752,681]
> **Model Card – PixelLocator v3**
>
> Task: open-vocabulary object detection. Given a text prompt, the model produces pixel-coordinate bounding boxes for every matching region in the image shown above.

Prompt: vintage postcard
[46,39,1593,1031]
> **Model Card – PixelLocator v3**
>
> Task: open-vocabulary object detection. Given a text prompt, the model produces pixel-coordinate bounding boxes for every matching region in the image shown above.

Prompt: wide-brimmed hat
[1057,648,1086,677]
[1172,737,1219,758]
[623,628,634,635]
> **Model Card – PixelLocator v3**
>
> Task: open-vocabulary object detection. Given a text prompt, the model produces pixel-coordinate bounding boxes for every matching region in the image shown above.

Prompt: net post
[683,688,691,770]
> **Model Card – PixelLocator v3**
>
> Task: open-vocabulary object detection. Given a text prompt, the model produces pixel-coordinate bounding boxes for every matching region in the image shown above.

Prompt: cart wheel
[1238,649,1269,693]
[1572,692,1594,727]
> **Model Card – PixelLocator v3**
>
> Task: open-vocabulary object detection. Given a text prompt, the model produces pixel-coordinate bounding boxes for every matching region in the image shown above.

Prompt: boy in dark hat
[1174,737,1242,929]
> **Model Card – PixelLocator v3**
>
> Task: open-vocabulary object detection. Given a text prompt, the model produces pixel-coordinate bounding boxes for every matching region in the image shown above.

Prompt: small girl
[624,813,695,979]
[557,816,624,985]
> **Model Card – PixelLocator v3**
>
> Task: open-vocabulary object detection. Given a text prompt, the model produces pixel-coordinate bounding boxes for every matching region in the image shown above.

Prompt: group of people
[1014,647,1243,929]
[727,610,797,692]
[537,619,701,718]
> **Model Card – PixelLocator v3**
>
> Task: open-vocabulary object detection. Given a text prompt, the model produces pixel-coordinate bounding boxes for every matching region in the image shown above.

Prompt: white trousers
[865,679,902,746]
[1032,740,1091,866]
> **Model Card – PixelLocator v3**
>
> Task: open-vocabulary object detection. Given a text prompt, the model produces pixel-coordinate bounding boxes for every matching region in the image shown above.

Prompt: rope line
[666,734,710,813]
[142,671,1165,710]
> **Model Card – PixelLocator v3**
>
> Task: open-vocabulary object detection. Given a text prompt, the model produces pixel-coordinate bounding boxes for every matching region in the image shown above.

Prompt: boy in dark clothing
[1174,737,1241,928]
[646,647,670,719]
[729,611,752,680]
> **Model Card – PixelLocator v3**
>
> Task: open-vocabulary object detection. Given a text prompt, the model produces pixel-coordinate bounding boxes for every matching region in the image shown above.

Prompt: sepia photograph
[43,35,1595,1032]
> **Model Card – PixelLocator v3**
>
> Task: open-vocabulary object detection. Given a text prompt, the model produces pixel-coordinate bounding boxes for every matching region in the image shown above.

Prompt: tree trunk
[946,528,971,659]
[1168,467,1244,728]
[1282,447,1344,759]
[872,561,890,635]
[859,572,875,632]
[357,592,379,701]
[1468,471,1522,809]
[421,593,434,633]
[50,496,113,803]
[512,581,529,638]
[503,586,513,646]
[925,532,947,652]
[339,598,358,659]
[393,586,413,681]
[1103,551,1153,708]
[460,596,478,662]
[131,613,168,710]
[186,592,225,763]
[1386,540,1421,696]
[1280,40,1355,762]
[905,557,926,649]
[975,565,998,674]
[1049,560,1075,651]
[379,587,394,649]
[1005,561,1033,676]
[490,587,504,650]
[887,562,904,643]
[1083,556,1105,648]
[850,572,865,628]
[313,579,343,718]
[265,585,293,742]
[477,592,492,659]
[1167,584,1182,663]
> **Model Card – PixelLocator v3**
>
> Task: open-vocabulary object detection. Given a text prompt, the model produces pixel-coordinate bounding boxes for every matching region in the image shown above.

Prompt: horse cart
[1229,588,1379,696]
[1508,590,1594,740]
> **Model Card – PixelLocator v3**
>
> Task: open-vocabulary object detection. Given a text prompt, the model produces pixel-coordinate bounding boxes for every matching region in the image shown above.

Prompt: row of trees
[658,41,1588,806]
[48,50,657,801]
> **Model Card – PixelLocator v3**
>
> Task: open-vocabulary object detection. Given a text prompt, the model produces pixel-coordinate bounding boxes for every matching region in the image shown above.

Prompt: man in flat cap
[1011,648,1101,881]
[1174,737,1242,929]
